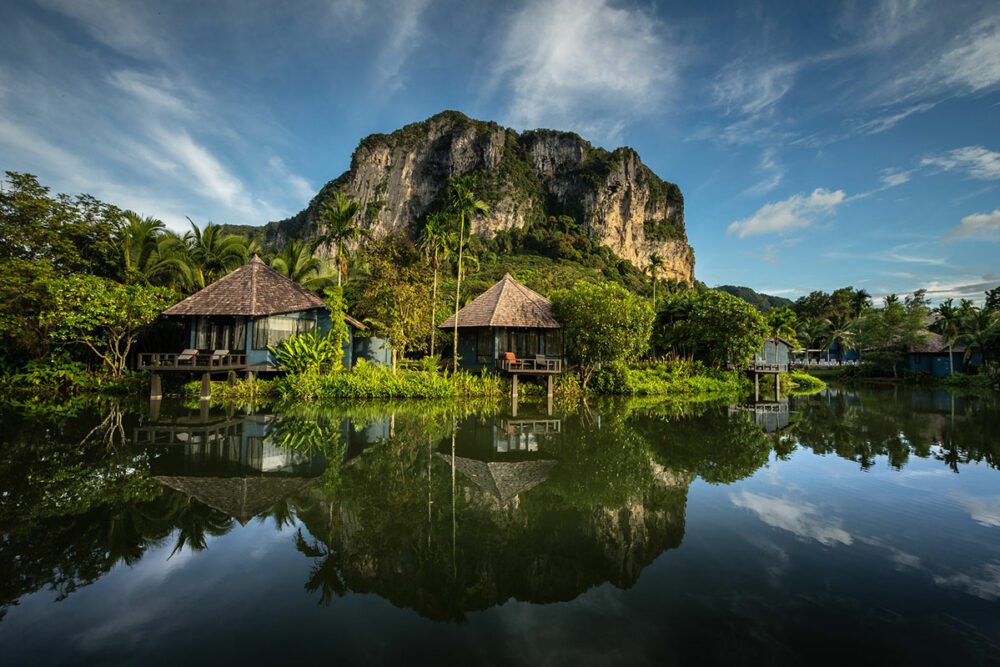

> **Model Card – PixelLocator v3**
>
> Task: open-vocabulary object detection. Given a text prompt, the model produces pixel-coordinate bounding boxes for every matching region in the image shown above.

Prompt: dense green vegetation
[714,284,793,312]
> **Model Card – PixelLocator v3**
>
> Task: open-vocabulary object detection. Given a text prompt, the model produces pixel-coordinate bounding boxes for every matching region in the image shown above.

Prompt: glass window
[477,329,493,364]
[195,317,209,349]
[253,315,315,350]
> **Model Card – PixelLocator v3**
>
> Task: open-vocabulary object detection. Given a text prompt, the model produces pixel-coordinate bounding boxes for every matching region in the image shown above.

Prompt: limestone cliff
[267,110,694,282]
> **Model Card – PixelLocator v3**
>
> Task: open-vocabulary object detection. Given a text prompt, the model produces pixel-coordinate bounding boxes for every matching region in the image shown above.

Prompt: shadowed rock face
[267,111,694,283]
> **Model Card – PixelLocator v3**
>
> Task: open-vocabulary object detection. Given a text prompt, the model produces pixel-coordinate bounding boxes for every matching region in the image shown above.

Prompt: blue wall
[907,351,982,376]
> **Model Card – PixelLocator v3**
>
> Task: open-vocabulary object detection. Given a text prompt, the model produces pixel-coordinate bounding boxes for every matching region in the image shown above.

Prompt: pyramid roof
[438,273,560,329]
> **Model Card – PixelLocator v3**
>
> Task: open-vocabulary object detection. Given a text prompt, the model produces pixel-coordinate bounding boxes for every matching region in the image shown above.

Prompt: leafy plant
[269,329,344,375]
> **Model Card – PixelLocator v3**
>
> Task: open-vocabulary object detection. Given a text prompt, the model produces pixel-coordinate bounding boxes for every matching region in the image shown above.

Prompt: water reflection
[0,383,998,629]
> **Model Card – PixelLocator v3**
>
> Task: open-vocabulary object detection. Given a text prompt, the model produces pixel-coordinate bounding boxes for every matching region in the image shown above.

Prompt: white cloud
[934,562,1000,601]
[728,188,846,237]
[855,102,937,135]
[879,168,913,188]
[373,0,430,92]
[713,61,797,116]
[951,494,1000,528]
[947,210,1000,240]
[730,491,853,546]
[743,148,785,196]
[938,18,1000,92]
[922,146,1000,180]
[492,0,677,143]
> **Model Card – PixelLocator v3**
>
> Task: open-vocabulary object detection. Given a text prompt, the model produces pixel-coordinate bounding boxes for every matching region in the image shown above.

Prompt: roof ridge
[250,258,259,316]
[488,276,513,327]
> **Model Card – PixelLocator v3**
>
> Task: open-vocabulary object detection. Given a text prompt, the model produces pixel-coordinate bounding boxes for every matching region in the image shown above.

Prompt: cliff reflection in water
[290,403,695,620]
[2,383,997,624]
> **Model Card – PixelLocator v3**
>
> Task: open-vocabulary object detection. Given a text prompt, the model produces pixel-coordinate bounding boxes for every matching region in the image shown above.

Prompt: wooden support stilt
[547,374,554,400]
[200,372,211,400]
[148,397,161,422]
[775,375,781,401]
[227,370,237,387]
[150,373,162,400]
[512,374,519,401]
[200,399,210,423]
[754,373,760,401]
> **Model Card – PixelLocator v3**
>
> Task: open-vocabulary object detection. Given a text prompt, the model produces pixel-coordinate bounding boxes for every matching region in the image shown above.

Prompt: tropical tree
[446,175,490,372]
[932,299,963,375]
[654,290,768,370]
[551,281,654,388]
[114,211,189,288]
[766,307,799,341]
[824,314,856,363]
[956,308,1000,370]
[318,192,363,288]
[42,274,177,379]
[647,252,664,306]
[418,212,454,358]
[182,218,248,289]
[270,238,332,291]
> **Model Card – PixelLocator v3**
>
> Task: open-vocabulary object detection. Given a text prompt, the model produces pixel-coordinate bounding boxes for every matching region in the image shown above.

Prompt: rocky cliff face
[275,111,694,282]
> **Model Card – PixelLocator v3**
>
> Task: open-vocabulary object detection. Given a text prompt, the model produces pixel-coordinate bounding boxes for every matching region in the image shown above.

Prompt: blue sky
[1,0,998,302]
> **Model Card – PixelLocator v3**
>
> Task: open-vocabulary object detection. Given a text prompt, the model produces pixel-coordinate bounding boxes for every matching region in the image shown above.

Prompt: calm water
[1,385,998,665]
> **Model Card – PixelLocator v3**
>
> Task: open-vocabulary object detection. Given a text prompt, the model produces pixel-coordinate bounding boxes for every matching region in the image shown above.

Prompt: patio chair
[176,349,198,366]
[503,352,518,369]
[535,354,548,370]
[209,349,229,366]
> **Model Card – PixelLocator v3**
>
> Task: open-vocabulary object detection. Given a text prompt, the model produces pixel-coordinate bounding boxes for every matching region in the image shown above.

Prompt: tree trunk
[452,214,465,373]
[949,342,954,375]
[391,348,397,375]
[337,241,343,288]
[430,261,438,358]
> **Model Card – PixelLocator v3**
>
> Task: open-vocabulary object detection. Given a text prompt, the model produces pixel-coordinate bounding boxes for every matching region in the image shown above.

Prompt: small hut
[438,273,562,370]
[146,255,364,372]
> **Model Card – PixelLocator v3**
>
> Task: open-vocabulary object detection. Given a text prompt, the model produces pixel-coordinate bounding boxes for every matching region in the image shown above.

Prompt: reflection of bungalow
[143,255,366,372]
[437,454,557,506]
[728,400,790,433]
[439,273,562,370]
[137,407,327,525]
[907,332,980,377]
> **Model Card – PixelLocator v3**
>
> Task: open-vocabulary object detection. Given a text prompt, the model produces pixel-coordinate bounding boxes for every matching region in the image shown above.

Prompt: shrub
[268,329,344,374]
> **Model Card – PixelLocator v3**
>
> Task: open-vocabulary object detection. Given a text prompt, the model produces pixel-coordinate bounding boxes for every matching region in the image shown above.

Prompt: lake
[1,385,998,665]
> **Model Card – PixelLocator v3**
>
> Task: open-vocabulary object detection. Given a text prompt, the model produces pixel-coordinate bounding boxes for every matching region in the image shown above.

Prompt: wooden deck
[494,357,563,375]
[139,352,249,371]
[731,361,788,374]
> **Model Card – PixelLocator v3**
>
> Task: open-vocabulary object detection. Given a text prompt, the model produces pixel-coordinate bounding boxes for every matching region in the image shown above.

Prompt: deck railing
[729,361,789,373]
[139,352,248,371]
[494,357,562,374]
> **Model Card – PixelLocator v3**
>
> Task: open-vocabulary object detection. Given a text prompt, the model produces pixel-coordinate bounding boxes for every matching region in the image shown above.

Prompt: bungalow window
[477,329,493,364]
[195,317,246,352]
[252,315,315,350]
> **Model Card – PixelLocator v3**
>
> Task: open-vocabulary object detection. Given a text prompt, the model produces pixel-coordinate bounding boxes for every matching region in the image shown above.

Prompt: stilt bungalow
[439,273,563,372]
[140,256,365,394]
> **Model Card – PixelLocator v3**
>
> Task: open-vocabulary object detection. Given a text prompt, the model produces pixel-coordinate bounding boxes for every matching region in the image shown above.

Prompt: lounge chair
[503,352,518,369]
[210,349,229,366]
[535,354,548,370]
[176,349,198,366]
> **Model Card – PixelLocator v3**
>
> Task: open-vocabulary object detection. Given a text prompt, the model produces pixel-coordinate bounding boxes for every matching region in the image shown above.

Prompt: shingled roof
[438,273,560,329]
[163,255,328,317]
[155,475,319,526]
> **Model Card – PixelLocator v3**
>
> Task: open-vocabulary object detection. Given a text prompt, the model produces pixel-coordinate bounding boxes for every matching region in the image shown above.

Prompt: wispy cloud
[934,561,1000,601]
[879,167,914,188]
[743,148,785,196]
[855,102,937,135]
[922,146,1000,180]
[491,0,678,144]
[728,188,846,237]
[951,494,1000,528]
[713,61,797,116]
[947,209,1000,240]
[730,491,853,546]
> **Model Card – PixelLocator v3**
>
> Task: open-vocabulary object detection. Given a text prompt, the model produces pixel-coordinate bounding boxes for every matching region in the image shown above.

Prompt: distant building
[907,332,981,377]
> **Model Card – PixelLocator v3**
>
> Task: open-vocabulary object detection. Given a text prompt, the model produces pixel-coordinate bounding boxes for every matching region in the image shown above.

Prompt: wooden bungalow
[141,255,365,378]
[438,273,563,372]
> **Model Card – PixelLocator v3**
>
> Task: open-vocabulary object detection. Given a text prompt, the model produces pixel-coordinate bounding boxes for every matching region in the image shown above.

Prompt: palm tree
[849,289,871,317]
[932,299,962,375]
[956,308,1000,371]
[115,211,190,287]
[824,314,856,364]
[418,212,454,358]
[182,218,248,289]
[446,176,490,372]
[648,252,665,306]
[270,238,332,291]
[318,192,363,288]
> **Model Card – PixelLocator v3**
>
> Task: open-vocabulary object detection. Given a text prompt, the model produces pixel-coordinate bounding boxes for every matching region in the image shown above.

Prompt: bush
[788,371,825,393]
[269,329,344,374]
